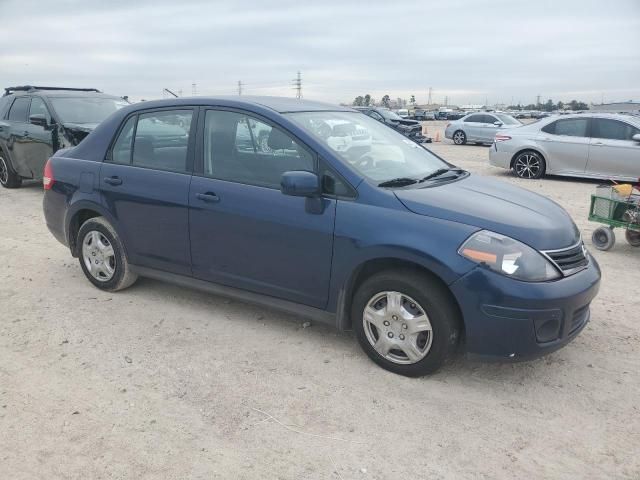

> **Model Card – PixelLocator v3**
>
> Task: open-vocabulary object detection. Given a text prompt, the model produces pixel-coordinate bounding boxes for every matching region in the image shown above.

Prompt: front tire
[452,130,466,145]
[77,217,137,291]
[0,152,22,188]
[352,270,460,377]
[513,150,546,179]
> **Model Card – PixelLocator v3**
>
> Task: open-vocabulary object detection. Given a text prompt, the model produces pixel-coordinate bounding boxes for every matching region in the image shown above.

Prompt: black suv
[354,106,431,143]
[0,86,127,188]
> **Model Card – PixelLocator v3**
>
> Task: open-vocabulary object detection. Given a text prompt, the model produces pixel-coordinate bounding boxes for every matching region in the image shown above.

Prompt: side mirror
[29,114,48,127]
[493,121,503,127]
[280,171,320,197]
[633,133,640,143]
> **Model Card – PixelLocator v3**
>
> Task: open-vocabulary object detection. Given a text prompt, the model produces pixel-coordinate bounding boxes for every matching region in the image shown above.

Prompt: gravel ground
[1,135,639,479]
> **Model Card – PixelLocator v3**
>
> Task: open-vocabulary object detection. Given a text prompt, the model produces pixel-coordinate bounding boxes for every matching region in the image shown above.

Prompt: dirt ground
[1,132,639,479]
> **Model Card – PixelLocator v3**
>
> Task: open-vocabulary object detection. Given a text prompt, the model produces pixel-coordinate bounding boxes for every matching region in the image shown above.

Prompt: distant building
[591,101,640,114]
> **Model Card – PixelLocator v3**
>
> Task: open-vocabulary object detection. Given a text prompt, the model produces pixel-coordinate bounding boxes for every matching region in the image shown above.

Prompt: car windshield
[494,114,521,125]
[49,96,129,124]
[378,109,401,120]
[286,111,450,184]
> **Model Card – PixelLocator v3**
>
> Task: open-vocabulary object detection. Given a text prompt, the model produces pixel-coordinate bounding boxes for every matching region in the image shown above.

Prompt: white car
[489,113,640,180]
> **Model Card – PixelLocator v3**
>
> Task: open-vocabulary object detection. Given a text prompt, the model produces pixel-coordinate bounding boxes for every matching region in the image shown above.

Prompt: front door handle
[104,176,123,186]
[196,192,220,203]
[592,142,605,146]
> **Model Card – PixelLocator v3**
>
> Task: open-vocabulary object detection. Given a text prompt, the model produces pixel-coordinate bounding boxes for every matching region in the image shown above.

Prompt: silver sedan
[489,113,640,180]
[444,112,521,145]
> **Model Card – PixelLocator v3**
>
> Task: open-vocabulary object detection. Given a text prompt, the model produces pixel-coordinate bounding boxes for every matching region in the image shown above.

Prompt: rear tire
[352,269,460,377]
[77,217,137,291]
[592,227,615,251]
[625,229,640,247]
[0,152,22,188]
[513,150,546,179]
[452,130,466,145]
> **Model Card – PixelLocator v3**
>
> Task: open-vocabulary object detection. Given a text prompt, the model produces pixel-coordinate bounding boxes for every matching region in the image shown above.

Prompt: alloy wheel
[362,291,433,365]
[453,131,465,145]
[514,154,541,178]
[82,230,116,282]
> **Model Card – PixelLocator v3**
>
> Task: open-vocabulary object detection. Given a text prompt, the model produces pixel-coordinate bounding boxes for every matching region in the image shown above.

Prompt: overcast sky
[1,0,638,105]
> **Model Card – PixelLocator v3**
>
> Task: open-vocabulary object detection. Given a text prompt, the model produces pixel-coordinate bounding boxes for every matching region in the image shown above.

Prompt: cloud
[0,0,638,105]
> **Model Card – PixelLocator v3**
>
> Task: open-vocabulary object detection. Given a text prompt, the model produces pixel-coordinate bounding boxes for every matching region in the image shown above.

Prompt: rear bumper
[488,144,511,169]
[450,253,601,360]
[43,190,69,247]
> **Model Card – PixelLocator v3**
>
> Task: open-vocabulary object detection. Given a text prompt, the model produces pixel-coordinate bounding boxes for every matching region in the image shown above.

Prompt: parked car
[396,108,409,119]
[0,86,128,188]
[489,113,640,180]
[412,109,436,121]
[43,97,600,376]
[354,106,431,143]
[445,112,522,145]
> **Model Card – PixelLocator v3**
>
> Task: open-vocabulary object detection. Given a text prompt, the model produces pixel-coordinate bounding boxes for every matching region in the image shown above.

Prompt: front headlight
[458,230,561,282]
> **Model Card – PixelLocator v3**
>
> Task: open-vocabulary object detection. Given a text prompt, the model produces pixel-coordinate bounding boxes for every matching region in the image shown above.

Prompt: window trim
[195,106,319,190]
[105,106,198,174]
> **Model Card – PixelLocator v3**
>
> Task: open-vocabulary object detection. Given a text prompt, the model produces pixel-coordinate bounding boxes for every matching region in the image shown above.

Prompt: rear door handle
[196,192,220,203]
[104,176,123,186]
[592,142,605,146]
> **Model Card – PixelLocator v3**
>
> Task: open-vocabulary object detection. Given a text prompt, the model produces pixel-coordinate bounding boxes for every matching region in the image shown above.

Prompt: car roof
[127,96,354,114]
[542,112,640,124]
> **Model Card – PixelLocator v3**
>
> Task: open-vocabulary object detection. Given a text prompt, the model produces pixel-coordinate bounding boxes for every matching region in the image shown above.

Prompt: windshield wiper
[378,177,418,188]
[419,168,466,182]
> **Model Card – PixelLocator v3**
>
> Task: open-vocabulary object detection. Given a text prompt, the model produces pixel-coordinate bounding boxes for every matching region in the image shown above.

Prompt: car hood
[394,175,579,250]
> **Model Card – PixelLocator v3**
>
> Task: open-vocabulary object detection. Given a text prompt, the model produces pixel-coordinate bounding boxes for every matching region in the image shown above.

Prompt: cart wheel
[625,229,640,247]
[592,227,615,251]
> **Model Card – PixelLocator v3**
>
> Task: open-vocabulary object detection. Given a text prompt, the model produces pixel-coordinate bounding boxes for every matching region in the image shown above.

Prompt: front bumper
[488,143,511,169]
[450,253,601,360]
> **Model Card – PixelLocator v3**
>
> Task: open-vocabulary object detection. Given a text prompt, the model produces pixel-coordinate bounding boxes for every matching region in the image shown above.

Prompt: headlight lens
[458,230,561,281]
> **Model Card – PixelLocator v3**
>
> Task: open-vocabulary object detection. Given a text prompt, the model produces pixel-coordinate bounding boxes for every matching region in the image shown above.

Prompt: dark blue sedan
[42,96,601,376]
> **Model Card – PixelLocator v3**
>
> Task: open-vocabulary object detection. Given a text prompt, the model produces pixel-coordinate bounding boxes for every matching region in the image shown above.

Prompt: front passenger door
[189,109,336,308]
[23,97,54,177]
[586,118,640,180]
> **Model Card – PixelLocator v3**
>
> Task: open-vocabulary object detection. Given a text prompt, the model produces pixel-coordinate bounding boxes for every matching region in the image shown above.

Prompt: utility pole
[427,87,432,105]
[536,95,541,108]
[444,95,448,106]
[237,80,243,96]
[192,83,197,96]
[292,71,302,99]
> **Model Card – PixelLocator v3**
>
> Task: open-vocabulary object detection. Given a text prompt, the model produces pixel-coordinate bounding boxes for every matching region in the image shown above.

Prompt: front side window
[544,118,589,137]
[464,114,483,123]
[49,96,129,124]
[591,118,639,141]
[287,111,450,184]
[369,111,384,122]
[203,110,314,188]
[131,110,192,172]
[29,97,52,123]
[7,97,30,122]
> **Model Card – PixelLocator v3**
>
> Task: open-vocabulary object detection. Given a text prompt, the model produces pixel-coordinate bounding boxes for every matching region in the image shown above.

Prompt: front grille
[570,304,590,334]
[543,242,588,276]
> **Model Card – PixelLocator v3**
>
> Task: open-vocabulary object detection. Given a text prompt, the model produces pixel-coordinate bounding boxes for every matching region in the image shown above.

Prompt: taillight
[43,158,54,190]
[494,134,512,142]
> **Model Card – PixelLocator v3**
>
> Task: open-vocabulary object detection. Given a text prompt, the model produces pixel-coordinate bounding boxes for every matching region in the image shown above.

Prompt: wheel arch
[65,201,125,258]
[337,257,465,339]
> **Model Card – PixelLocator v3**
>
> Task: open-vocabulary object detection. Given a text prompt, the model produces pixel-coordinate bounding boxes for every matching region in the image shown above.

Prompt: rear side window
[542,118,588,137]
[7,97,30,122]
[591,118,639,141]
[111,116,136,164]
[132,110,193,172]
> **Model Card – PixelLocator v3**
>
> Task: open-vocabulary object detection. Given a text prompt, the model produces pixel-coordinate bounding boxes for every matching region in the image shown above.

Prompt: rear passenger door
[586,118,640,180]
[100,108,196,275]
[462,114,485,141]
[189,108,336,308]
[537,117,591,174]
